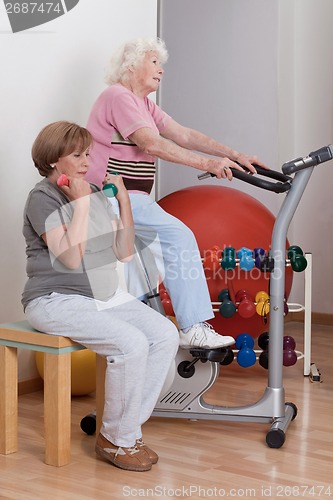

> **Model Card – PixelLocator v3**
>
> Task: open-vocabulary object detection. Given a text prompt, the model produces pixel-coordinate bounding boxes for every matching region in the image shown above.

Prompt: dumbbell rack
[210,251,313,377]
[286,252,318,380]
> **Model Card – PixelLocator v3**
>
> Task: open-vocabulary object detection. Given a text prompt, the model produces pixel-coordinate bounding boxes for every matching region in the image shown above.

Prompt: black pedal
[189,347,227,363]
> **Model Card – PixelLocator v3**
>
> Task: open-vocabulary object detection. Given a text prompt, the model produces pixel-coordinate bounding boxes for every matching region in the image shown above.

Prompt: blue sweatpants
[109,193,214,330]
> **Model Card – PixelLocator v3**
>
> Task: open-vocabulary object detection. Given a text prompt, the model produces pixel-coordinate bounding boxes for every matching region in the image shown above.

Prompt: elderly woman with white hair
[85,37,267,349]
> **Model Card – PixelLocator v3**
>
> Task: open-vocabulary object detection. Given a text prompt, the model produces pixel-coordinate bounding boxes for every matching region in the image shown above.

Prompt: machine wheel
[266,428,285,448]
[80,413,96,435]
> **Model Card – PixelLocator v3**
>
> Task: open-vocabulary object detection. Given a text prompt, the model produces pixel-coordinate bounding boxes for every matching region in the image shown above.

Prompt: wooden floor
[0,322,332,499]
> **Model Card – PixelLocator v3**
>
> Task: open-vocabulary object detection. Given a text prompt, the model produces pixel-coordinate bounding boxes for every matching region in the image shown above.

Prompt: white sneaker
[179,322,235,349]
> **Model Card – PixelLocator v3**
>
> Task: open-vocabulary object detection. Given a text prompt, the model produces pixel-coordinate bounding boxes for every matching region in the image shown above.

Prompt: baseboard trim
[287,311,333,326]
[18,377,43,396]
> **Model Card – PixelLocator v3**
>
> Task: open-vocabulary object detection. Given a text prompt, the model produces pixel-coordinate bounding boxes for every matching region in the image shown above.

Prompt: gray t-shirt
[22,178,119,309]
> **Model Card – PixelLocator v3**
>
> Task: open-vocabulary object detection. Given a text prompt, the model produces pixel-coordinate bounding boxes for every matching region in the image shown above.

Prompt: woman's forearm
[113,196,135,262]
[45,197,90,269]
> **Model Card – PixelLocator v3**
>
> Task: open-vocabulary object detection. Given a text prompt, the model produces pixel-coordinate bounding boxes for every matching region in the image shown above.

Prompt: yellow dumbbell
[255,291,270,316]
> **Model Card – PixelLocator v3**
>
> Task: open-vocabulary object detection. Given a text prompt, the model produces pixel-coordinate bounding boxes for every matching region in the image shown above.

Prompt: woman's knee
[161,321,180,351]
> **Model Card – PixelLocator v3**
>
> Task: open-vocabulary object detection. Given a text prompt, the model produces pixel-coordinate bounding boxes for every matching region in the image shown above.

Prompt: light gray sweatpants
[25,290,179,448]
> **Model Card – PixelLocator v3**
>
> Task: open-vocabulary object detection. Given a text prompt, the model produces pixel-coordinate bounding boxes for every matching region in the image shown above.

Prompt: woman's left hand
[103,173,128,200]
[234,152,270,173]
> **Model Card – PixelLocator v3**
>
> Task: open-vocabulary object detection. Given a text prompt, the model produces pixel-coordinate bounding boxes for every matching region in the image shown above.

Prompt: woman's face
[56,146,90,178]
[132,51,164,96]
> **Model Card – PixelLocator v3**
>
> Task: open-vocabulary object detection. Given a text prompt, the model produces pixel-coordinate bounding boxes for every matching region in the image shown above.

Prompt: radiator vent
[159,391,192,406]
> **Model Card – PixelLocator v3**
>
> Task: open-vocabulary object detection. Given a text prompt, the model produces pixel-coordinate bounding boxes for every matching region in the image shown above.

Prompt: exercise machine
[80,145,333,448]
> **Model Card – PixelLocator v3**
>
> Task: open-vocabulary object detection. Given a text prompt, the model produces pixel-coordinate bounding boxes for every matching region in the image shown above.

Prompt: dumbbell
[57,174,69,187]
[203,245,221,272]
[102,183,118,197]
[58,173,96,192]
[261,252,275,272]
[161,297,175,316]
[235,289,256,318]
[102,171,119,197]
[221,246,236,270]
[159,288,175,316]
[254,247,275,272]
[255,291,270,317]
[284,299,289,316]
[235,333,256,368]
[237,247,255,271]
[254,247,265,269]
[283,335,297,366]
[287,245,307,272]
[219,347,235,366]
[218,288,236,318]
[258,331,269,369]
[56,174,95,195]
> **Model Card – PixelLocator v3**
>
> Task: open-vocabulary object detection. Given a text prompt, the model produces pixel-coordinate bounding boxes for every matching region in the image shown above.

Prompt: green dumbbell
[221,246,236,270]
[218,288,236,318]
[287,245,307,272]
[102,183,118,197]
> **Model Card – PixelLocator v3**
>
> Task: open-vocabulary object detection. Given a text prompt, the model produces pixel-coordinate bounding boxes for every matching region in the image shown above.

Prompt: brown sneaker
[95,433,152,472]
[136,438,159,464]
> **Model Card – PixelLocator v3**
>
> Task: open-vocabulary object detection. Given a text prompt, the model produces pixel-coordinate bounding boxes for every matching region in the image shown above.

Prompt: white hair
[105,37,169,85]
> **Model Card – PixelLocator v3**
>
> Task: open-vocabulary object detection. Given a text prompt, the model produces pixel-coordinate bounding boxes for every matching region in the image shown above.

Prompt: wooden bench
[0,320,106,466]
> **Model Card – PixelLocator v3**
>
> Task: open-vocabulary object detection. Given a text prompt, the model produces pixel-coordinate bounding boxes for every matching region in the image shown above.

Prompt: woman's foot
[95,433,152,472]
[179,322,235,349]
[136,438,159,464]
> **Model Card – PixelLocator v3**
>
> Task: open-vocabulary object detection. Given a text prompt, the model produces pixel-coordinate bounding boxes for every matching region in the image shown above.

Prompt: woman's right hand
[205,157,245,181]
[58,175,91,201]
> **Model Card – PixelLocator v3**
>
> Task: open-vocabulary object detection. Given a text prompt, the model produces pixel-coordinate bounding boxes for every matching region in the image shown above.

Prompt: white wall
[157,0,281,211]
[279,0,333,313]
[0,0,158,380]
[157,0,333,314]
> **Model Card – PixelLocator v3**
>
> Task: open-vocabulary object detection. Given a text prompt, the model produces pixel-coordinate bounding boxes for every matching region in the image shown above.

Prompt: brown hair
[31,121,93,176]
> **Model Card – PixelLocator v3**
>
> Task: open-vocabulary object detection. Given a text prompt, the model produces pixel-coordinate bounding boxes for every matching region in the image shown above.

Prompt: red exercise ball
[158,185,293,339]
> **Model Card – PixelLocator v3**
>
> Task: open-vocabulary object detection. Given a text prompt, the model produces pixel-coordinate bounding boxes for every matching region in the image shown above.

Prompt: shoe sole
[95,445,152,472]
[179,339,235,350]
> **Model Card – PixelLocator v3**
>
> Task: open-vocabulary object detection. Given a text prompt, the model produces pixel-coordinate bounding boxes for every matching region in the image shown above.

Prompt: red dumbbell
[159,288,175,316]
[235,289,256,318]
[203,245,221,272]
[161,298,175,316]
[57,174,69,187]
[57,174,95,194]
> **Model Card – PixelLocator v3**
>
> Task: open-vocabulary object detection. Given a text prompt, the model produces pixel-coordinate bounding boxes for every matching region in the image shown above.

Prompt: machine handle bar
[282,145,333,175]
[198,165,292,193]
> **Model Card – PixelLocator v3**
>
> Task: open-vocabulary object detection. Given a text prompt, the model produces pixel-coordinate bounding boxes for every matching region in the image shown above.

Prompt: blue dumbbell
[254,247,266,269]
[237,247,255,271]
[235,333,256,368]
